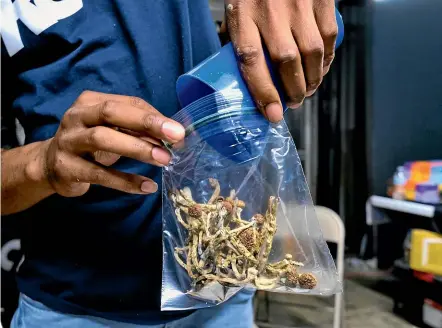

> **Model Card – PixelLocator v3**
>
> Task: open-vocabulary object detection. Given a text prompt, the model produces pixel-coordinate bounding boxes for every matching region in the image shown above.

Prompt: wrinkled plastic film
[161,90,341,311]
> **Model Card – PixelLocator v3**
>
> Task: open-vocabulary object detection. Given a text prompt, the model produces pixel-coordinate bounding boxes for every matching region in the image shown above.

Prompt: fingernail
[306,83,319,97]
[306,89,316,97]
[152,147,171,166]
[161,122,185,142]
[287,102,303,109]
[141,181,158,193]
[265,103,283,123]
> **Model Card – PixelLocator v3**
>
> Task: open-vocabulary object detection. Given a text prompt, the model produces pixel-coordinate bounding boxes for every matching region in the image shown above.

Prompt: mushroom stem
[208,178,221,204]
[170,180,313,291]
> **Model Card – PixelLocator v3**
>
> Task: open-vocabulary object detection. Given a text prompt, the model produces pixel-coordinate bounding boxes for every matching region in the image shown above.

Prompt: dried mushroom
[221,201,233,214]
[298,273,317,289]
[170,178,317,291]
[252,213,265,225]
[188,205,202,218]
[285,266,299,287]
[238,227,257,252]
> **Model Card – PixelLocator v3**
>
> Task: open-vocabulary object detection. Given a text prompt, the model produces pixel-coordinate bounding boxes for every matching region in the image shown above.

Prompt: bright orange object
[410,161,431,183]
[404,180,417,201]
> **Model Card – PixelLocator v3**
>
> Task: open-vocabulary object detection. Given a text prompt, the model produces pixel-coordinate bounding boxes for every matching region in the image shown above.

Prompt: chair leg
[264,291,270,322]
[254,290,268,323]
[334,292,343,328]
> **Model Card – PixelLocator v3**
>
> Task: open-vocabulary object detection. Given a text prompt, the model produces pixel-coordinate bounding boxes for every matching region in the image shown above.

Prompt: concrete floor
[254,280,416,328]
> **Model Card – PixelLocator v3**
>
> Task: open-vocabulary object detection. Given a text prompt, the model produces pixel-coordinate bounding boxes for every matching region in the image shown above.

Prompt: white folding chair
[254,206,345,328]
[314,206,345,328]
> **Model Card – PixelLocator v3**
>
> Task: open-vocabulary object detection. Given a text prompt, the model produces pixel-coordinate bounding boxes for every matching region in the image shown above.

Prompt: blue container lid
[176,7,344,109]
[173,8,344,163]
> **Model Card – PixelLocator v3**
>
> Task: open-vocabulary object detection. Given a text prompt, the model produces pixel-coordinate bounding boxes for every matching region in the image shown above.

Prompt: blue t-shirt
[1,0,220,324]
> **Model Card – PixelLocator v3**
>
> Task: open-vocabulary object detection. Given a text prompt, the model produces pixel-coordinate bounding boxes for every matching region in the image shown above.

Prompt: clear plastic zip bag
[161,90,341,311]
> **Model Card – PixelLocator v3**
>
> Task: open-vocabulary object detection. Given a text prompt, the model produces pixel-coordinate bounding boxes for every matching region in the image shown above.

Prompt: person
[1,0,338,327]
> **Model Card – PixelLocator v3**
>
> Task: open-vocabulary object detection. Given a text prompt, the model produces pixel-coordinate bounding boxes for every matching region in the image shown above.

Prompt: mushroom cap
[238,227,256,251]
[236,200,246,208]
[298,273,317,289]
[225,198,235,207]
[222,201,233,214]
[226,198,246,209]
[188,205,202,218]
[252,213,265,225]
[285,266,299,287]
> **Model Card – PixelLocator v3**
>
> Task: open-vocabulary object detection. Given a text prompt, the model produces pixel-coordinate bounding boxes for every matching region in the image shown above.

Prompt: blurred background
[216,0,442,327]
[2,0,442,327]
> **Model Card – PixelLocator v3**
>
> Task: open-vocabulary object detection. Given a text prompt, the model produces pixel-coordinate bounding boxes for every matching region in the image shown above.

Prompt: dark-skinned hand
[222,0,338,122]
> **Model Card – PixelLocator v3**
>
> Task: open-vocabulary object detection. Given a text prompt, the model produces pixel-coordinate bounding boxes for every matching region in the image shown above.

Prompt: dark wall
[316,2,370,253]
[367,0,442,195]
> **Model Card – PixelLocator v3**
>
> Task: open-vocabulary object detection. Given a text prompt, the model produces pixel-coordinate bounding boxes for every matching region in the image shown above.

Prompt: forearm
[1,140,55,215]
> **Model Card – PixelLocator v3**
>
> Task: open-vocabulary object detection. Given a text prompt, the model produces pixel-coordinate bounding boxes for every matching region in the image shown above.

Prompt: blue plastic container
[176,7,344,108]
[173,8,344,163]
